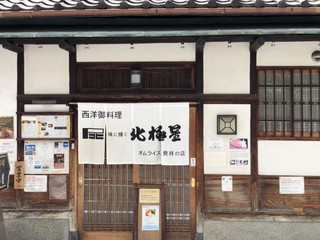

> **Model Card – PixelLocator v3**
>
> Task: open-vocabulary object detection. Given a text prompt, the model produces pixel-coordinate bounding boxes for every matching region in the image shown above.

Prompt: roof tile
[0,0,318,11]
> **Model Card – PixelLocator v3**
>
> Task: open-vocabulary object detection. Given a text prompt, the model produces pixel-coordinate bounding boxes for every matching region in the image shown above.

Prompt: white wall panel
[77,43,195,62]
[257,42,320,66]
[25,45,69,94]
[0,47,17,116]
[204,104,251,175]
[204,42,250,94]
[258,140,320,176]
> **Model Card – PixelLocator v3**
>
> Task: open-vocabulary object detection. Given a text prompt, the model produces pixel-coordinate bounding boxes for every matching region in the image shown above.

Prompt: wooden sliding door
[78,107,197,240]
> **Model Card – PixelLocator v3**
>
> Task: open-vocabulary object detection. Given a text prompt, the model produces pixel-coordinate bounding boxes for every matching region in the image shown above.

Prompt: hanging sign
[78,103,189,165]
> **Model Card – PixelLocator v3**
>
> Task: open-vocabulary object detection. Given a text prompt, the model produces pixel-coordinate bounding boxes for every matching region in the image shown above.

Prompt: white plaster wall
[257,41,320,66]
[258,42,320,176]
[24,104,69,112]
[204,42,250,94]
[24,45,69,94]
[77,43,195,62]
[0,47,17,118]
[203,104,251,175]
[258,140,320,176]
[0,47,18,174]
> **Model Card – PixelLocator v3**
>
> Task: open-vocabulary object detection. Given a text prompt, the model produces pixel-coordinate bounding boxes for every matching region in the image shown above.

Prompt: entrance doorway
[77,107,197,240]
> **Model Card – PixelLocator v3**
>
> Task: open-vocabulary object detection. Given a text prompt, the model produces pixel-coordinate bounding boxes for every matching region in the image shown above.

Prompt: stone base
[5,218,69,240]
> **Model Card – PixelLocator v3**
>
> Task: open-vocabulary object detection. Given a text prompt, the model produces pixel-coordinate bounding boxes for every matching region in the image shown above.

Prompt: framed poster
[21,115,70,138]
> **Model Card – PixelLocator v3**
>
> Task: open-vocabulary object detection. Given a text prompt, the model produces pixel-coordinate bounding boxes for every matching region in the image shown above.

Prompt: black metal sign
[0,152,10,190]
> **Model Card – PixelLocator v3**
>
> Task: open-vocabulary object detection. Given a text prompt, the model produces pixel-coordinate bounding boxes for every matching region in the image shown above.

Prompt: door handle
[79,177,83,186]
[191,178,195,188]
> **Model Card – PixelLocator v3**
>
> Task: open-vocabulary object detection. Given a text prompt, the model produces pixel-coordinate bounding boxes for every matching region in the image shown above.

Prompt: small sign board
[279,177,305,194]
[139,189,160,204]
[0,152,10,190]
[14,161,24,190]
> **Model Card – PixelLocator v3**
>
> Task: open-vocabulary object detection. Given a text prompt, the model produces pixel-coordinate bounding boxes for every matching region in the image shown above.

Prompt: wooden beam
[2,40,23,53]
[250,37,265,52]
[195,37,205,94]
[59,39,76,52]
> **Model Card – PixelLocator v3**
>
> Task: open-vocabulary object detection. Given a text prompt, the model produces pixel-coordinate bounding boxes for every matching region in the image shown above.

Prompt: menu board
[21,115,70,138]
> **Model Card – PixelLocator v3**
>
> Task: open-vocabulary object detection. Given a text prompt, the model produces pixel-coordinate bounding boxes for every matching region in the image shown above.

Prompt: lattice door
[79,107,197,240]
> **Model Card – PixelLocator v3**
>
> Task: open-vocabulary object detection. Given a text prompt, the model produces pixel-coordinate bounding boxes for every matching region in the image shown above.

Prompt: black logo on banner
[82,128,104,140]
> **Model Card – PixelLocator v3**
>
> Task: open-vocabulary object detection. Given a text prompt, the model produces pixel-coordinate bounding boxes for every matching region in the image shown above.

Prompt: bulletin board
[24,140,69,174]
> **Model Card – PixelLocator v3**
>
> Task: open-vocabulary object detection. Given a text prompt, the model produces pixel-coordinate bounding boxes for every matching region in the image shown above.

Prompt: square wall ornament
[217,115,237,135]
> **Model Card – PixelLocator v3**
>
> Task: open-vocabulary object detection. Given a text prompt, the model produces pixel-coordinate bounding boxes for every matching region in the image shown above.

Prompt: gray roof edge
[1,28,320,38]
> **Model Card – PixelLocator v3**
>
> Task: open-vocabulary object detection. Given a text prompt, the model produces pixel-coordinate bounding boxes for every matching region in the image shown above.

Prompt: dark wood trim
[195,38,205,93]
[196,102,205,232]
[251,103,259,211]
[250,51,257,95]
[17,50,24,95]
[69,51,77,94]
[250,48,259,211]
[17,93,258,104]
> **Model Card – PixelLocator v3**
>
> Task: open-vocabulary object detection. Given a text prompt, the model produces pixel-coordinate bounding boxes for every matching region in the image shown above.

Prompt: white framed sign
[279,177,305,194]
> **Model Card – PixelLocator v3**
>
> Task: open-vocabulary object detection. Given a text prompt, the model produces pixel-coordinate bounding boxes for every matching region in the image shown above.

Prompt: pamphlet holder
[133,183,166,240]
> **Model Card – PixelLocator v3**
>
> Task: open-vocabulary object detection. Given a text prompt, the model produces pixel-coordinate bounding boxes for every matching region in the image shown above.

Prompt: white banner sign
[78,103,189,165]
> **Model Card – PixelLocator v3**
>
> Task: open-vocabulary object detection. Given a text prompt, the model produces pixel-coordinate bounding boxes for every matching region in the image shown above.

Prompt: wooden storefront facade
[1,2,320,239]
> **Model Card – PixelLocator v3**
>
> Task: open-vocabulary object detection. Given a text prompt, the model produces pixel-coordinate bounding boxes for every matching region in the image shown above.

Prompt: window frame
[257,67,320,140]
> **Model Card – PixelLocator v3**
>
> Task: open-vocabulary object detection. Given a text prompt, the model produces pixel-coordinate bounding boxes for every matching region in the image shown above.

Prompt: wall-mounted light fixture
[217,115,237,135]
[311,50,320,62]
[130,69,142,88]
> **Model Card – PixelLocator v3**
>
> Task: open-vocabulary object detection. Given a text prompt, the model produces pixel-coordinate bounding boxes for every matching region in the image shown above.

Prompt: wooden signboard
[14,161,24,190]
[133,184,166,240]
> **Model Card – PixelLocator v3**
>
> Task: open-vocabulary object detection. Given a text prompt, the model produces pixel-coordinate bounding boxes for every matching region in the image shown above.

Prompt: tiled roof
[0,0,318,11]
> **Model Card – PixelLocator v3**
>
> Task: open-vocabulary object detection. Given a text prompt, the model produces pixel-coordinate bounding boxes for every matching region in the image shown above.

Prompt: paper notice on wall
[279,177,305,194]
[21,115,70,138]
[0,116,14,139]
[207,138,224,151]
[24,175,47,192]
[221,176,233,192]
[0,139,16,174]
[228,138,249,167]
[142,205,160,231]
[24,141,69,174]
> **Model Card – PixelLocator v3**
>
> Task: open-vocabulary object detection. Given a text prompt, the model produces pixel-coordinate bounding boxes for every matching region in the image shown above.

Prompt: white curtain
[78,102,189,165]
[78,103,106,164]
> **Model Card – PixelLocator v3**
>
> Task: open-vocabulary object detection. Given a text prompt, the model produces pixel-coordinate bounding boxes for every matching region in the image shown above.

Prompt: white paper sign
[0,139,16,174]
[221,176,233,192]
[142,205,160,231]
[207,138,223,151]
[279,177,305,194]
[24,175,47,192]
